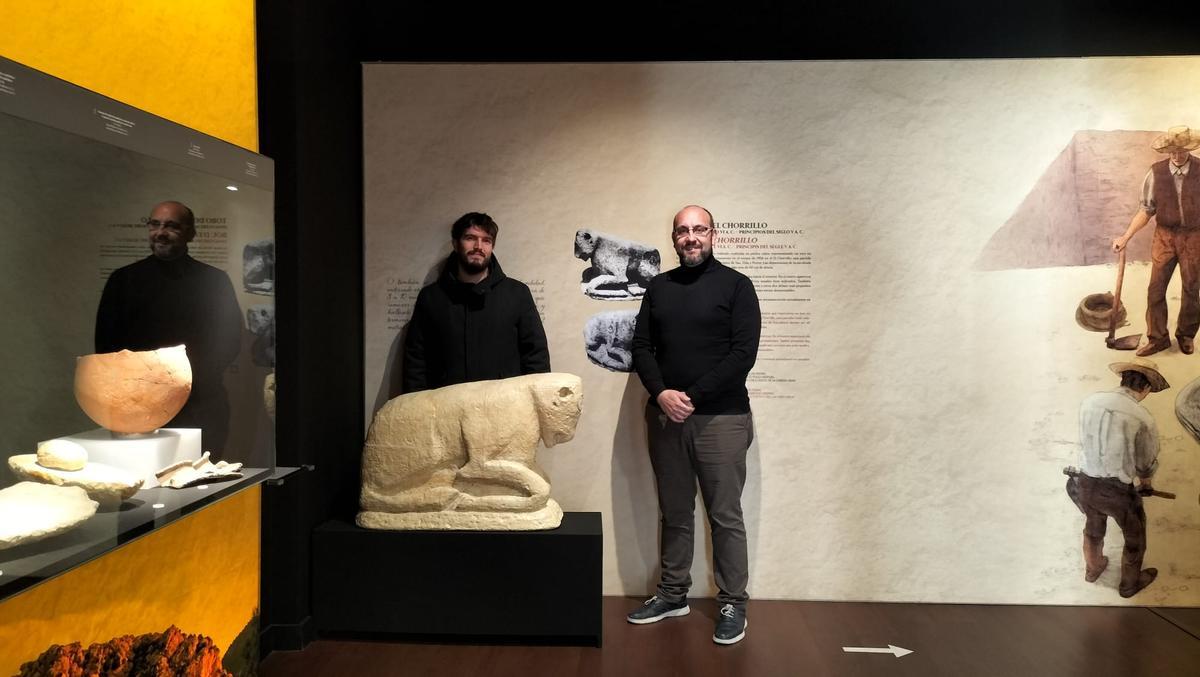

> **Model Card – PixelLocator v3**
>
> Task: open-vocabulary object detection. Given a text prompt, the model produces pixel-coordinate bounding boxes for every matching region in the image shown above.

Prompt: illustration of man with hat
[1113,125,1200,356]
[1065,356,1167,597]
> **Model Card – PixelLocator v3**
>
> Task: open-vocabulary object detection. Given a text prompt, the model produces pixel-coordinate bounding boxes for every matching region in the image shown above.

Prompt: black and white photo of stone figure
[247,304,275,367]
[243,239,274,295]
[574,229,660,300]
[584,310,638,372]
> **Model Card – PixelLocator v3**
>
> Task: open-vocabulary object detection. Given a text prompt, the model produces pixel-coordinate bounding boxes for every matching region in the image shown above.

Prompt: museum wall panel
[363,60,1200,606]
[0,5,265,672]
[0,0,258,151]
[0,112,275,471]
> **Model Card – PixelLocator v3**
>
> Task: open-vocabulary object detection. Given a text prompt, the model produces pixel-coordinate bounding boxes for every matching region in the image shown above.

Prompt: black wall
[258,0,365,652]
[255,0,1200,653]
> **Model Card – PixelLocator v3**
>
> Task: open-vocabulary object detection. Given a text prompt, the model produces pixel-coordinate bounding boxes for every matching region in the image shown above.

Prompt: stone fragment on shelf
[74,345,192,434]
[156,451,244,489]
[36,438,88,471]
[8,454,143,505]
[0,482,98,549]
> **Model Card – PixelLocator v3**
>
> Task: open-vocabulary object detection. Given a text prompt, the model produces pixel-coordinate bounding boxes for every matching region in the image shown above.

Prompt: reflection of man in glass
[95,200,243,457]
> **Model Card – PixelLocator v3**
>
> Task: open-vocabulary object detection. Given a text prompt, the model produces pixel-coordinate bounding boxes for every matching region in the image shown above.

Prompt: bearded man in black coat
[401,212,550,393]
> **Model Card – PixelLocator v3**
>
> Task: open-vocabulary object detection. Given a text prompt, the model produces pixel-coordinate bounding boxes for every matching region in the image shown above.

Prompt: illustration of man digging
[1065,357,1167,597]
[1112,125,1200,357]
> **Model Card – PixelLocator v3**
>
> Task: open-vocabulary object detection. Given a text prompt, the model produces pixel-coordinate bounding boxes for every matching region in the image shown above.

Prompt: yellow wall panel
[0,5,262,673]
[0,0,258,150]
[0,485,261,675]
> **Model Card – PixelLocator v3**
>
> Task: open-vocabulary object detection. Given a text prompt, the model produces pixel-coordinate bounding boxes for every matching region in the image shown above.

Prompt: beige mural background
[363,59,1200,605]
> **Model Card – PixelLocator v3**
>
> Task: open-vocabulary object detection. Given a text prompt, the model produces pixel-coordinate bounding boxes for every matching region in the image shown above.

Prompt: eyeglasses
[147,219,187,230]
[672,225,713,239]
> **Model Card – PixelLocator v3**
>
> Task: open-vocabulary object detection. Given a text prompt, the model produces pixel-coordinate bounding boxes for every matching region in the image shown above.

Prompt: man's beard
[679,247,709,267]
[151,239,186,260]
[458,251,490,274]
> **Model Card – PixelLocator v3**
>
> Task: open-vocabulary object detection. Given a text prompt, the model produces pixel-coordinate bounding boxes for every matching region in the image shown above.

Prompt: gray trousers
[645,403,753,610]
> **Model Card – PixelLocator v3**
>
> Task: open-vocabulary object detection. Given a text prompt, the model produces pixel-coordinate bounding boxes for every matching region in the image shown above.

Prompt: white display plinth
[46,428,202,488]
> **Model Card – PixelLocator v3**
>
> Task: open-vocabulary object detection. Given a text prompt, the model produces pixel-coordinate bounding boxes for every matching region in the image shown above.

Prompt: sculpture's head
[532,373,584,447]
[574,229,596,261]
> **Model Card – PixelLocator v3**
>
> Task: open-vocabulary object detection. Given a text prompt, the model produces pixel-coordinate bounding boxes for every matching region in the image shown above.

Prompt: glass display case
[0,55,275,601]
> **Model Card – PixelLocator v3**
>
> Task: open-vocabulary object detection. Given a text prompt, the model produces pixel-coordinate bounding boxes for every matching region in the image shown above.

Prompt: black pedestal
[312,512,603,646]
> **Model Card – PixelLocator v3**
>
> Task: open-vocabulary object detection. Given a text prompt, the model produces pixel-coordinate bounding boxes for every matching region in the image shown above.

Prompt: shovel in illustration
[1106,249,1141,350]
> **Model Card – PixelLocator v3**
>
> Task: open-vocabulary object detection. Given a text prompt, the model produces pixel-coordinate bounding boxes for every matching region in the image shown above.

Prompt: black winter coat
[401,253,550,393]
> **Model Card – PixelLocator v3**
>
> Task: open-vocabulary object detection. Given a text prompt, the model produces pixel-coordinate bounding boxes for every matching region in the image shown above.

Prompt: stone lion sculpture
[574,229,660,299]
[358,373,584,530]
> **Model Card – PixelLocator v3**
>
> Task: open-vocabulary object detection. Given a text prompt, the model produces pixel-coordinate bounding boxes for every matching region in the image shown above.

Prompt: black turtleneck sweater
[401,253,550,393]
[632,256,761,415]
[95,254,243,396]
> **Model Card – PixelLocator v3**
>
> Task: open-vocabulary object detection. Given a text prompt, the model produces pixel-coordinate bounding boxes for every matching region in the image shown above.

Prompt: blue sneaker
[713,604,746,644]
[626,595,690,624]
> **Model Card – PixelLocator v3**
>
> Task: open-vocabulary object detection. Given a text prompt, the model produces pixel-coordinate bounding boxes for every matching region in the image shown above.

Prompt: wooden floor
[260,597,1200,677]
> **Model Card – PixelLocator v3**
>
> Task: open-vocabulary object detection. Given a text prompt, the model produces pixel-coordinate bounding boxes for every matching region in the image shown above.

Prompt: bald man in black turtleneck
[95,200,243,457]
[627,204,761,646]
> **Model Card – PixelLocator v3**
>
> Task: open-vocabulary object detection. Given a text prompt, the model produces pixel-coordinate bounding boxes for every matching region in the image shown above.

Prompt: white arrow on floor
[842,645,913,658]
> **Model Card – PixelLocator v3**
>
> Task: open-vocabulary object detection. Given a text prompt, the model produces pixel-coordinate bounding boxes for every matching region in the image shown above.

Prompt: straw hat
[1151,126,1200,153]
[1109,356,1170,392]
